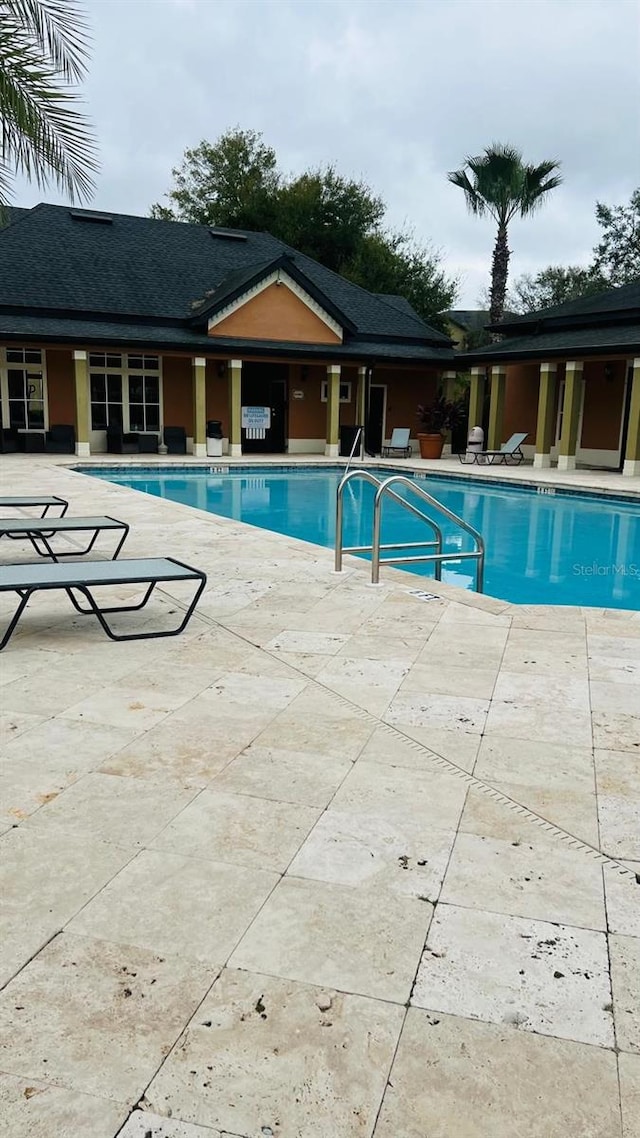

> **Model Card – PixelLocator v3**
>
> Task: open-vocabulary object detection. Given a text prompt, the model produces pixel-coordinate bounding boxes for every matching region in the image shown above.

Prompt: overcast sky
[14,0,640,306]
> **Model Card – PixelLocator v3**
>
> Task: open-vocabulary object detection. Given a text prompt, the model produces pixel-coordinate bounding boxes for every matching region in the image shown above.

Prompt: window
[88,353,160,433]
[1,348,47,429]
[321,380,351,403]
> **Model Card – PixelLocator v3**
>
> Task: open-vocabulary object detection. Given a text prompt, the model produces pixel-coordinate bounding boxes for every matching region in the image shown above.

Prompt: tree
[510,265,608,313]
[151,128,457,326]
[591,188,640,286]
[0,0,98,210]
[150,128,280,231]
[448,143,562,327]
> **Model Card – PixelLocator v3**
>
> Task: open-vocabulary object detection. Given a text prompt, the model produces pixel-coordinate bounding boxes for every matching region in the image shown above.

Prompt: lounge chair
[0,515,129,561]
[459,432,528,466]
[45,424,76,454]
[0,557,207,649]
[164,426,187,455]
[0,495,68,518]
[382,428,412,458]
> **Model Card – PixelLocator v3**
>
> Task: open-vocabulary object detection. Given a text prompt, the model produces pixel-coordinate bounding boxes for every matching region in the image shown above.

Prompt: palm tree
[0,0,98,211]
[448,143,562,327]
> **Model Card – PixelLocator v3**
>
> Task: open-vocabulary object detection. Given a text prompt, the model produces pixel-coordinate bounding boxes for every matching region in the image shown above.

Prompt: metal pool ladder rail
[342,425,364,478]
[335,470,485,591]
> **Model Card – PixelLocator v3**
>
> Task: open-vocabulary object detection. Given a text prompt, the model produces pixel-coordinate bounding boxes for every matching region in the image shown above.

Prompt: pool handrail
[335,469,485,592]
[342,425,364,478]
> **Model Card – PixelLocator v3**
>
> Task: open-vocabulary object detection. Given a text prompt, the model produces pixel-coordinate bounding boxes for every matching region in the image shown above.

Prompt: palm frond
[447,167,488,218]
[2,0,90,82]
[0,22,98,204]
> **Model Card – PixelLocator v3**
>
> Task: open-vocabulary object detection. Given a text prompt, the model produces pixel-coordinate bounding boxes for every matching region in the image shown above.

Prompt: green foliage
[510,265,608,313]
[151,127,457,326]
[448,143,562,325]
[592,188,640,286]
[417,395,467,434]
[0,0,98,208]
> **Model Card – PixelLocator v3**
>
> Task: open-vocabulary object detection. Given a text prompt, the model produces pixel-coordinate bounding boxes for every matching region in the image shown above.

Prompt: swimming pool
[81,465,640,610]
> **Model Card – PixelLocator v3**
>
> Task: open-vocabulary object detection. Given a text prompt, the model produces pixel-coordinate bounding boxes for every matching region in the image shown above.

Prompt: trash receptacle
[339,425,360,457]
[465,425,485,463]
[206,419,223,458]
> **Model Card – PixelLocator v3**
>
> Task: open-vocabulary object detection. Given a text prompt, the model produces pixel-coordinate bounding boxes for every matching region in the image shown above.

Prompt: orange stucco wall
[503,364,540,443]
[209,283,342,345]
[580,360,625,450]
[288,364,327,439]
[46,349,75,425]
[162,355,193,434]
[378,367,439,434]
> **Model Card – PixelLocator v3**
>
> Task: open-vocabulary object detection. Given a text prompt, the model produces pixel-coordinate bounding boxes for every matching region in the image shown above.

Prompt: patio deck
[0,454,638,1138]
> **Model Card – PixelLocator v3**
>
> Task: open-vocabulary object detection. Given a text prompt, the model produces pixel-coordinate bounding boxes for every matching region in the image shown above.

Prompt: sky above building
[13,0,640,307]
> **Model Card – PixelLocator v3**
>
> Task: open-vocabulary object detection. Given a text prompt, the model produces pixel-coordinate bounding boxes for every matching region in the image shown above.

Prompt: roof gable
[208,275,343,344]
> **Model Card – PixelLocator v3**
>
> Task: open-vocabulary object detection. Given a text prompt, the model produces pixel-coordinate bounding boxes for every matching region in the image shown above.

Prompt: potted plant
[417,396,467,459]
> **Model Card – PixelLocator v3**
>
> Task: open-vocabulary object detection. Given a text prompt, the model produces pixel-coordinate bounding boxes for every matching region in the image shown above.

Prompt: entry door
[241,363,288,453]
[365,384,386,455]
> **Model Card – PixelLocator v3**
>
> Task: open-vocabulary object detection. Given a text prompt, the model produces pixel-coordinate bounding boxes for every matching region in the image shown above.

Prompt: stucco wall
[209,283,342,344]
[162,355,193,434]
[503,364,540,444]
[580,359,625,450]
[46,348,75,425]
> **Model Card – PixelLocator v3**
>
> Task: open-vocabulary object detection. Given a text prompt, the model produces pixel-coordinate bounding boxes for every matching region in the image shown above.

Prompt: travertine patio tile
[194,668,307,715]
[596,750,640,858]
[231,877,431,1002]
[331,759,467,831]
[493,671,591,708]
[0,933,215,1104]
[314,655,410,715]
[501,627,588,675]
[481,780,600,846]
[119,1110,228,1136]
[289,808,455,901]
[459,784,593,847]
[146,968,403,1137]
[610,935,640,1054]
[484,698,593,746]
[265,629,349,655]
[620,1053,640,1138]
[254,692,375,761]
[511,605,587,633]
[0,908,63,988]
[374,1009,621,1138]
[59,688,172,735]
[413,621,508,669]
[0,1073,128,1138]
[604,863,640,936]
[151,788,320,872]
[212,744,352,807]
[385,690,489,734]
[474,735,595,791]
[26,772,197,847]
[440,831,606,929]
[0,673,103,717]
[438,601,511,627]
[336,631,425,662]
[0,710,48,743]
[399,661,498,699]
[591,680,640,715]
[386,724,481,772]
[412,903,613,1047]
[68,849,277,965]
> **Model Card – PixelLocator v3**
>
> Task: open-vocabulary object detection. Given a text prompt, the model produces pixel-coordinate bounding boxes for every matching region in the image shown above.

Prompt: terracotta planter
[417,432,445,459]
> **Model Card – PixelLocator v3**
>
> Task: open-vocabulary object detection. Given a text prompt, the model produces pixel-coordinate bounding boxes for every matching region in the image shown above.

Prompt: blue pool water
[81,465,640,610]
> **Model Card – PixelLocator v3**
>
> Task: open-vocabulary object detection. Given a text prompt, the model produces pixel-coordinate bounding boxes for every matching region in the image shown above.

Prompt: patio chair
[459,432,528,466]
[0,556,207,649]
[0,496,68,517]
[382,428,412,458]
[45,424,76,454]
[106,426,139,454]
[0,515,129,561]
[163,426,187,455]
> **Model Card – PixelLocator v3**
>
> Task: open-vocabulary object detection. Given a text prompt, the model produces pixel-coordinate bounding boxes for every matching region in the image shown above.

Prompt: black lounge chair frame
[0,496,69,518]
[0,515,129,562]
[0,557,207,649]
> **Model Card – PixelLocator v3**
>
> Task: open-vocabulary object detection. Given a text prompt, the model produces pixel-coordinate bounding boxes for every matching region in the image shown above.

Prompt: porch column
[468,366,485,436]
[487,365,506,451]
[229,358,242,457]
[325,364,340,457]
[73,349,90,456]
[557,360,583,471]
[534,361,558,469]
[623,357,640,476]
[192,356,206,457]
[356,365,367,457]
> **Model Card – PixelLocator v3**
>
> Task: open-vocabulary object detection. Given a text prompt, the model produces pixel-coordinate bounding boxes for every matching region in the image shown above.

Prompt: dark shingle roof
[444,309,490,332]
[459,322,640,363]
[0,204,452,354]
[496,280,640,328]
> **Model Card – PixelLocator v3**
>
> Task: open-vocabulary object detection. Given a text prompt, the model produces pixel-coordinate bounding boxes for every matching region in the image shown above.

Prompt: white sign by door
[242,405,271,440]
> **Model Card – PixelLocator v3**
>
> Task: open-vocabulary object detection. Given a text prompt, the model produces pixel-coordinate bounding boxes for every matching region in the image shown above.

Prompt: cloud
[11,0,639,305]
